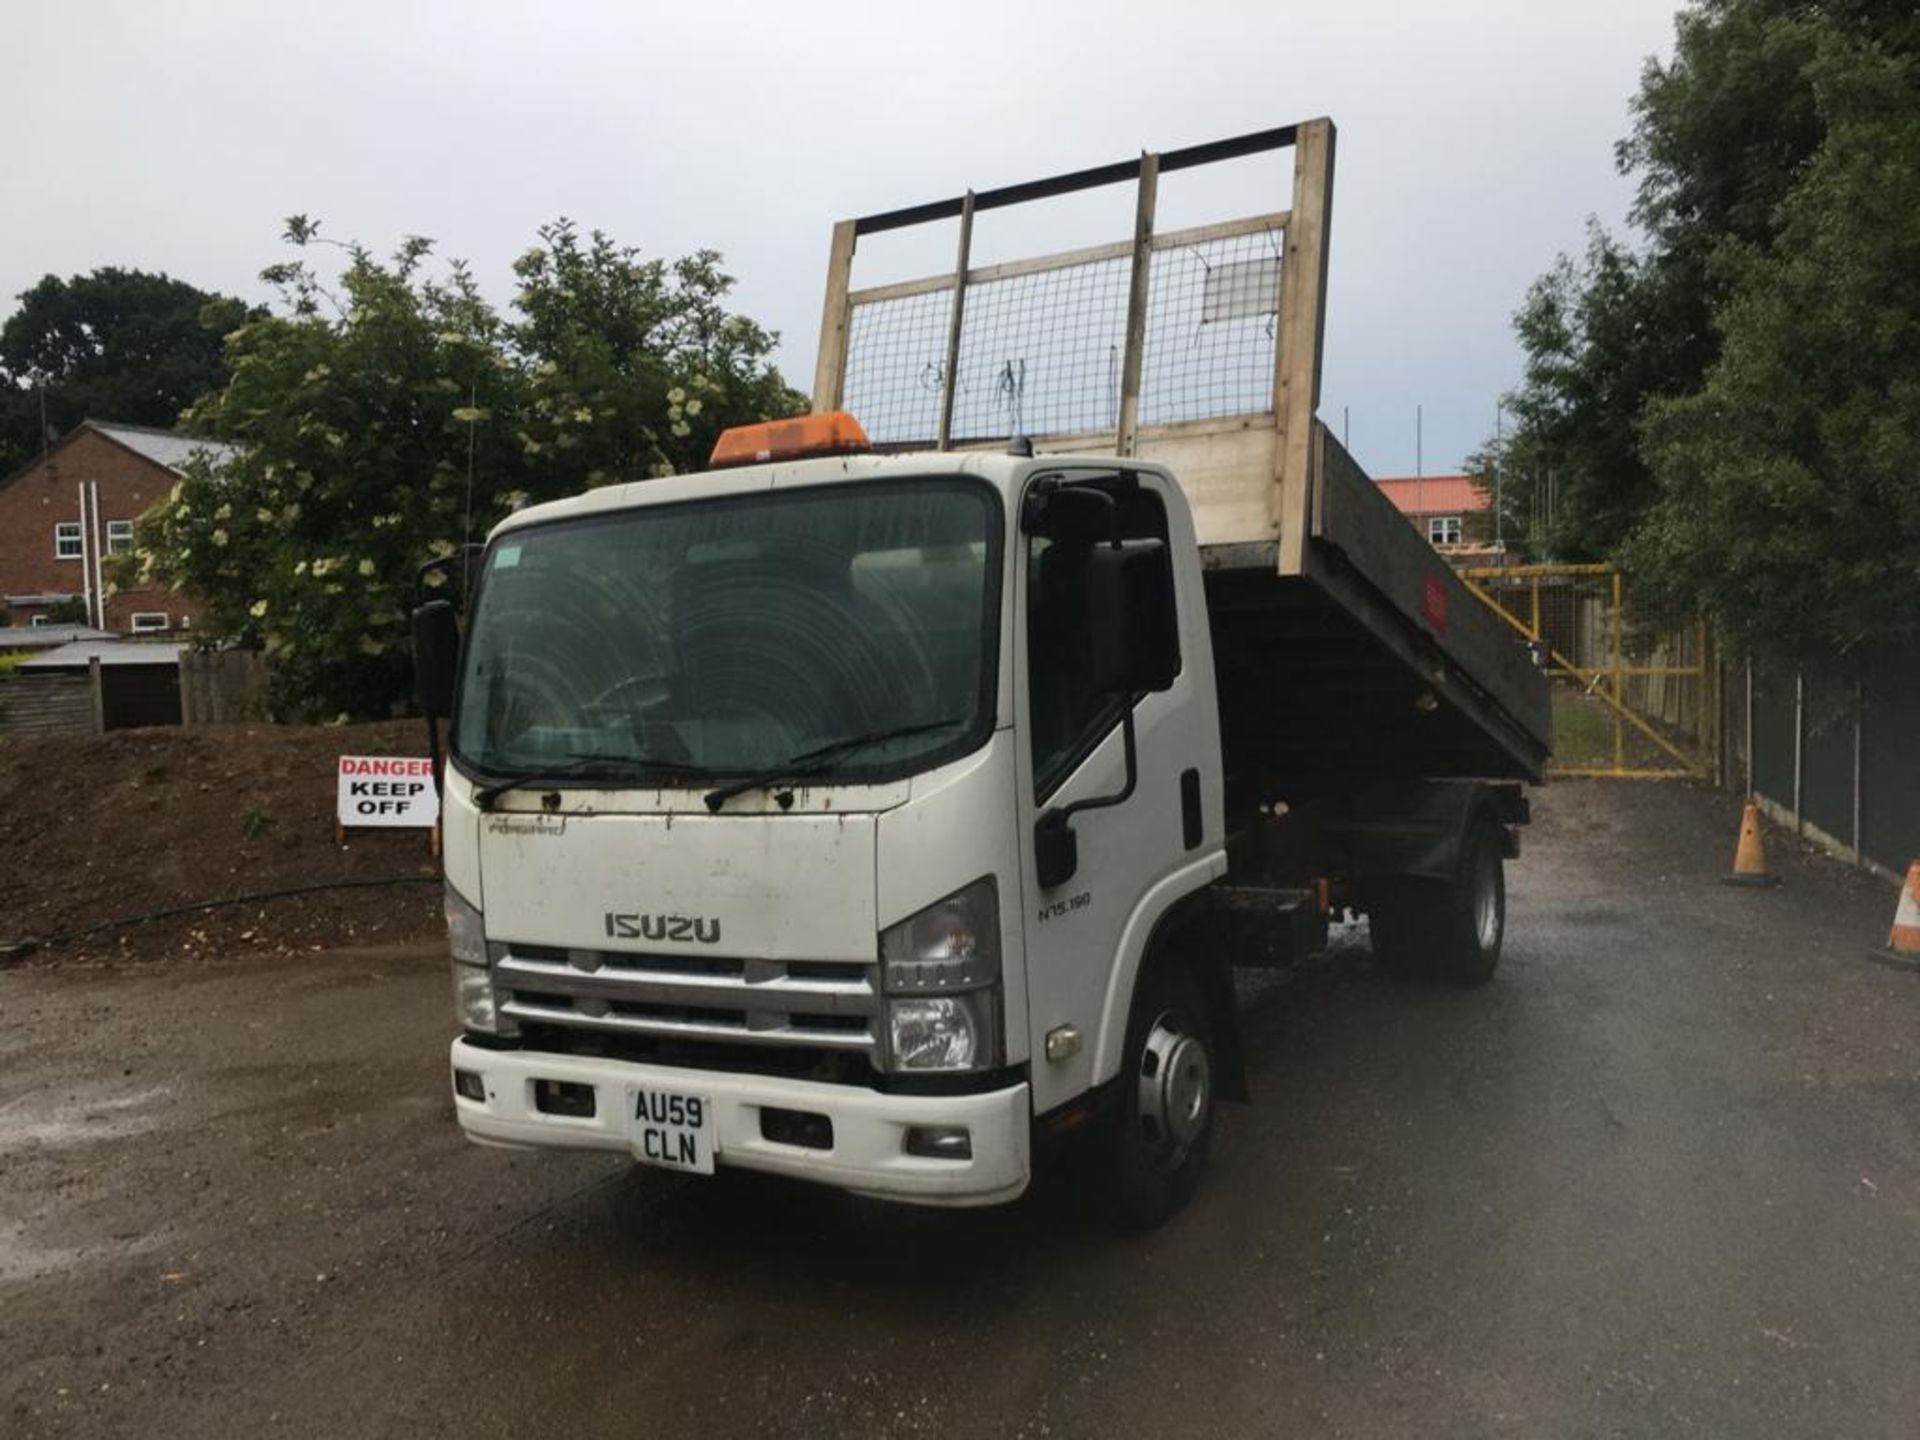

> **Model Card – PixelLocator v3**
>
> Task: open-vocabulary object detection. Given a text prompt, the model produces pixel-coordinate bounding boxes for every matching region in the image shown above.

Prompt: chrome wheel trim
[1136,1008,1211,1170]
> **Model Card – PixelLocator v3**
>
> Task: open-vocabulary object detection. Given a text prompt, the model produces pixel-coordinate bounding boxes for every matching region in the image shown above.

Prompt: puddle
[0,1217,161,1285]
[0,1084,172,1155]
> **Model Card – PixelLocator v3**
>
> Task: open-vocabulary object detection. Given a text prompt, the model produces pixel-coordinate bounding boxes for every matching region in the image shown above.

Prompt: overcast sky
[1,0,1683,478]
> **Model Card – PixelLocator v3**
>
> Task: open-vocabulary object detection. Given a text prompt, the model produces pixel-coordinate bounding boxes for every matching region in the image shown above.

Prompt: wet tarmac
[2,780,1916,1438]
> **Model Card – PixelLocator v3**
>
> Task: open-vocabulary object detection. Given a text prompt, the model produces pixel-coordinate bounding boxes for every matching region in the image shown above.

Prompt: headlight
[888,993,995,1072]
[445,883,509,1035]
[444,882,487,967]
[454,965,501,1033]
[879,878,1001,1071]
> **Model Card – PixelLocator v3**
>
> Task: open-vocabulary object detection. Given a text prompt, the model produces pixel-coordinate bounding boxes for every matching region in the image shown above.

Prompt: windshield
[452,479,1001,785]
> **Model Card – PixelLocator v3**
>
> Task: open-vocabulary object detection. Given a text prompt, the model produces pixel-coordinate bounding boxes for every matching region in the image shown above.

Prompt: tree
[0,269,250,474]
[1624,35,1920,663]
[1497,228,1708,557]
[124,220,805,721]
[1491,0,1920,668]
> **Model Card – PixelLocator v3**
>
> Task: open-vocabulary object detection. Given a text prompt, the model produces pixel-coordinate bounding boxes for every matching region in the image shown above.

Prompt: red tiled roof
[1373,475,1488,516]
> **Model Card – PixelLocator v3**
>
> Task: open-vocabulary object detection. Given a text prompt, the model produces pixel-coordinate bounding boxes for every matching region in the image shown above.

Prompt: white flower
[667,387,686,405]
[249,599,269,619]
[357,558,376,577]
[684,398,702,417]
[211,528,229,548]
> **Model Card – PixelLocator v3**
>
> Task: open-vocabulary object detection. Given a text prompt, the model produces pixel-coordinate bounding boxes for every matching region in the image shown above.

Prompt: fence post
[1611,569,1625,772]
[1744,661,1754,796]
[1852,677,1864,864]
[1792,671,1805,833]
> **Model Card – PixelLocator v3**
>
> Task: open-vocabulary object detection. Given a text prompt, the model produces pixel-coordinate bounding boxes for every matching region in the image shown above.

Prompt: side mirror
[1086,539,1179,694]
[411,600,461,718]
[1035,813,1078,890]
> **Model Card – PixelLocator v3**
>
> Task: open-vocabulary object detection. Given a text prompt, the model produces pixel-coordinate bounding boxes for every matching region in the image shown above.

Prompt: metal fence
[1733,648,1920,880]
[1459,563,1717,780]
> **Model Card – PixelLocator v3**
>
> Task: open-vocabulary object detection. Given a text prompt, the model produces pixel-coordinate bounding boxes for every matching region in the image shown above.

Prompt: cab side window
[1027,487,1172,800]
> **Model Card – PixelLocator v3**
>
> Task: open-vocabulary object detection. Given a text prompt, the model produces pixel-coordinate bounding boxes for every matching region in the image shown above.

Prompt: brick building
[1374,474,1505,562]
[0,420,237,634]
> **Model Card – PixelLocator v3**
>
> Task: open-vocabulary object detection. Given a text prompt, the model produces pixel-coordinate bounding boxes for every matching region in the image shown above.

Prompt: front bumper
[450,1038,1031,1207]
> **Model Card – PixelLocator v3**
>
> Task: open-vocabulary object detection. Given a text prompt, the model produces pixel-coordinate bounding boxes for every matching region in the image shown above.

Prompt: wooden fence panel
[179,650,268,726]
[0,674,97,736]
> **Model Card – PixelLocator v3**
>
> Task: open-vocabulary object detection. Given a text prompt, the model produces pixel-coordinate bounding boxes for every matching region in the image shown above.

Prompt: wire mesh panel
[1140,226,1284,427]
[840,220,1288,449]
[841,287,953,447]
[947,255,1133,442]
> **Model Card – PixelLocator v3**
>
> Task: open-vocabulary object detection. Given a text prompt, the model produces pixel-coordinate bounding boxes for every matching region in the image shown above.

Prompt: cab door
[1014,471,1223,1117]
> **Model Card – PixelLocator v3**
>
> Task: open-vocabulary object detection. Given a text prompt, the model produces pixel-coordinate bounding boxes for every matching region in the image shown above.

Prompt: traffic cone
[1871,860,1920,972]
[1722,802,1779,887]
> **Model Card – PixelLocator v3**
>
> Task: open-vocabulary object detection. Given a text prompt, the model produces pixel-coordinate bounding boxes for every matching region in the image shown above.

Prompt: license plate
[626,1086,715,1175]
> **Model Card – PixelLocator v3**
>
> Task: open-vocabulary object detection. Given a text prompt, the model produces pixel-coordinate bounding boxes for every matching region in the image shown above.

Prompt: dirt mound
[0,721,445,966]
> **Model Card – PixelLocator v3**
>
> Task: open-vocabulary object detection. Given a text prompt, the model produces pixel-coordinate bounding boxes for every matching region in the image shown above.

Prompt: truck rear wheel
[1368,819,1505,986]
[1101,964,1216,1230]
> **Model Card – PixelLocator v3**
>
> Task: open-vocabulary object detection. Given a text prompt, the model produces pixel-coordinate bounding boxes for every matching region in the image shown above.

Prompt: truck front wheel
[1368,819,1505,986]
[1101,964,1216,1230]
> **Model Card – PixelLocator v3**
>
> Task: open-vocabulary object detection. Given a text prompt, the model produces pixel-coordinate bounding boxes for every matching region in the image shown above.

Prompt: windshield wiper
[701,718,968,813]
[472,752,713,810]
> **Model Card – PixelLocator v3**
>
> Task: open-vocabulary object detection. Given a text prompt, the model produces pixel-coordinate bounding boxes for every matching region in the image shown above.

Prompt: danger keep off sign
[337,756,439,828]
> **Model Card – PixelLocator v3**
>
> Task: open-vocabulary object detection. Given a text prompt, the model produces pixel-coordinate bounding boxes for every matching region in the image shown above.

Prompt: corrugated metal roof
[89,421,240,474]
[1373,475,1488,517]
[18,640,184,670]
[0,625,115,650]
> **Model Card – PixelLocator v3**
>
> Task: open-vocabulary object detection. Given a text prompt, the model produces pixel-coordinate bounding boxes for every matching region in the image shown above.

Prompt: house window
[107,520,134,555]
[30,614,50,628]
[1428,515,1464,545]
[55,522,82,559]
[130,612,170,633]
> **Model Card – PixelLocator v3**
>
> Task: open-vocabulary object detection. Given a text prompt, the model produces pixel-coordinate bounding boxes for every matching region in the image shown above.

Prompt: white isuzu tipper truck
[411,121,1550,1225]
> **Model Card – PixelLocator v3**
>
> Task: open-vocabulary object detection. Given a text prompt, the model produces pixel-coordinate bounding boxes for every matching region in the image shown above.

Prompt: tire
[1367,819,1506,987]
[1101,963,1217,1230]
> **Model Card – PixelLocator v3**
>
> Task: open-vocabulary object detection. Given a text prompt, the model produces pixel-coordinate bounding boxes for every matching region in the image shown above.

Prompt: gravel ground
[1,779,1915,1439]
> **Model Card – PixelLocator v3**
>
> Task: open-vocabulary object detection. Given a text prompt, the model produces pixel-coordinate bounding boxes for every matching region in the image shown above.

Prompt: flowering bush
[121,219,804,720]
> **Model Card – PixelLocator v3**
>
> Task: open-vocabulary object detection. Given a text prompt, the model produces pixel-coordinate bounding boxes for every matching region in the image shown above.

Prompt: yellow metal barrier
[1457,563,1717,780]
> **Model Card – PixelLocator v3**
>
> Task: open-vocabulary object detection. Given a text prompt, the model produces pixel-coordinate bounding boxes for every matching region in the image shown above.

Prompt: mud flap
[1194,955,1249,1103]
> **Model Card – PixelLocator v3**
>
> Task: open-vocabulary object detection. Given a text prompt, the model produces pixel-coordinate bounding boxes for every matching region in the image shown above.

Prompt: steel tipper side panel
[1304,425,1549,779]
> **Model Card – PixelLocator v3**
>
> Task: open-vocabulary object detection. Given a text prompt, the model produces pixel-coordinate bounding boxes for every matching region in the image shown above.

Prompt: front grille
[490,943,882,1065]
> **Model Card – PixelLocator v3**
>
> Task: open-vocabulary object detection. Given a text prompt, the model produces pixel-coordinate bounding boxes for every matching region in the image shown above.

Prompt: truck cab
[431,440,1228,1215]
